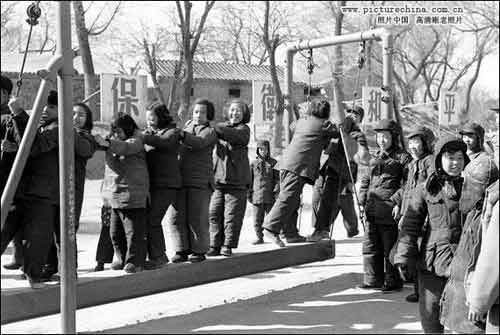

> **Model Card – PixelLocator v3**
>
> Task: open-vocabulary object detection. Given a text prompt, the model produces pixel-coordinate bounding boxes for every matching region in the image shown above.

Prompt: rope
[2,1,41,161]
[15,1,42,97]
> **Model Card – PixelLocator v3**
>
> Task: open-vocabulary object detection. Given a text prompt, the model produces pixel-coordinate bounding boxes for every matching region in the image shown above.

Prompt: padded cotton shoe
[3,261,22,270]
[94,262,105,272]
[124,263,143,273]
[285,235,307,243]
[221,246,232,257]
[405,293,419,302]
[189,253,206,263]
[206,247,221,256]
[251,237,264,245]
[264,229,285,247]
[307,230,329,242]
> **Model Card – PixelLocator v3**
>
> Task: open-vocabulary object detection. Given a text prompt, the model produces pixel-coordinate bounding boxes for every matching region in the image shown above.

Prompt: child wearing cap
[358,119,411,292]
[390,126,435,303]
[391,135,470,333]
[248,139,280,244]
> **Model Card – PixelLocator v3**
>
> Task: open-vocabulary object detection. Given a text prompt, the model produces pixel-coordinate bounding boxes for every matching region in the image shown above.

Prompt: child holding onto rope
[1,74,29,271]
[169,99,218,263]
[206,100,251,257]
[248,140,280,245]
[140,103,182,269]
[95,113,149,273]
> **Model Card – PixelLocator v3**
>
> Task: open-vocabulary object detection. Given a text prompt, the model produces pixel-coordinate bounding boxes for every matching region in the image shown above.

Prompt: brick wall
[2,72,100,118]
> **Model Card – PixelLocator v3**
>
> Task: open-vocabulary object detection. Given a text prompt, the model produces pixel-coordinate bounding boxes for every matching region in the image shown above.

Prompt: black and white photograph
[1,1,499,333]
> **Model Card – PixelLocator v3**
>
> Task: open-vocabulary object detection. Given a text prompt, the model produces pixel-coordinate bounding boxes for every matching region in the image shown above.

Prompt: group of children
[1,72,499,333]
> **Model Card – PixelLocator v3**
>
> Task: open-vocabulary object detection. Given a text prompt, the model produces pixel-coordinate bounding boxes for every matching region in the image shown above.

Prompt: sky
[3,1,499,96]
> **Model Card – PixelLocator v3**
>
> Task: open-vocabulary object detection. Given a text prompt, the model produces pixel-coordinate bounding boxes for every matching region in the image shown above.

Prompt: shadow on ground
[92,272,421,334]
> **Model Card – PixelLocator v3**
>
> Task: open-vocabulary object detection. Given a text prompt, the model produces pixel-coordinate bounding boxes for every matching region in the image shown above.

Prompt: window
[191,88,194,96]
[229,88,241,98]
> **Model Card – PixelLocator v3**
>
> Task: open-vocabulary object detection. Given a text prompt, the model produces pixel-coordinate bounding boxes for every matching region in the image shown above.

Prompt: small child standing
[248,140,279,245]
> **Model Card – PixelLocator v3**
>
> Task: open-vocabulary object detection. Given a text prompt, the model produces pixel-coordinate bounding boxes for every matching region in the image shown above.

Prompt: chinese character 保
[261,84,276,122]
[112,77,140,117]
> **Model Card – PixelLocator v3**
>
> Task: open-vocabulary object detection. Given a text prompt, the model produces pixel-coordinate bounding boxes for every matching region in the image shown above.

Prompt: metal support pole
[284,50,295,144]
[56,2,76,333]
[381,31,393,119]
[283,28,393,130]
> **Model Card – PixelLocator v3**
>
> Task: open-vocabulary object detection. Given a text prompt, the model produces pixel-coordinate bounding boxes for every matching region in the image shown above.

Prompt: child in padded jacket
[207,99,251,257]
[390,135,470,334]
[248,139,279,245]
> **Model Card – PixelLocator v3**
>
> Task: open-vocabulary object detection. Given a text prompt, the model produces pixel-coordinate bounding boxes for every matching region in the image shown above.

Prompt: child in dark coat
[391,136,470,334]
[169,99,218,263]
[390,126,435,303]
[358,119,411,292]
[1,74,29,271]
[263,100,339,247]
[207,99,251,257]
[140,103,181,269]
[248,140,279,245]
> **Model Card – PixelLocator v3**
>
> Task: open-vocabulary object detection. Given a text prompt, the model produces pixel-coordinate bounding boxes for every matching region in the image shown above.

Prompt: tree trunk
[167,52,183,116]
[332,1,345,124]
[178,51,193,126]
[269,47,284,151]
[73,1,98,120]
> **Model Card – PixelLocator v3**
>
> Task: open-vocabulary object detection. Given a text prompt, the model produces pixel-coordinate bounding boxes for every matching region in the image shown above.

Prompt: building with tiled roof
[153,59,308,130]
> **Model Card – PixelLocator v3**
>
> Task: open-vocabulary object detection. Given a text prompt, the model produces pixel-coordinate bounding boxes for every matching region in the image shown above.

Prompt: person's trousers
[95,205,114,263]
[147,188,178,260]
[110,208,147,267]
[362,220,401,287]
[312,169,358,236]
[252,203,273,239]
[46,205,80,271]
[487,303,499,334]
[263,170,306,236]
[418,270,447,334]
[312,171,341,232]
[168,187,212,254]
[1,200,55,279]
[209,188,247,249]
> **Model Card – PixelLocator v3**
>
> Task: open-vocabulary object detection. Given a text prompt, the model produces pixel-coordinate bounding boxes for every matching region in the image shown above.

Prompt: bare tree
[73,0,121,118]
[209,3,268,65]
[260,0,293,150]
[175,0,216,125]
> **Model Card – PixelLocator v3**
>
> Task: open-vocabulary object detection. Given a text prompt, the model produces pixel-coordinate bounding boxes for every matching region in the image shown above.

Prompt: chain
[15,1,42,97]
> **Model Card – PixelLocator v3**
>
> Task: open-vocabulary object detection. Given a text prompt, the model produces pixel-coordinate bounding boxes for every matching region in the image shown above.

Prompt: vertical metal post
[382,31,393,119]
[284,50,294,144]
[56,2,76,333]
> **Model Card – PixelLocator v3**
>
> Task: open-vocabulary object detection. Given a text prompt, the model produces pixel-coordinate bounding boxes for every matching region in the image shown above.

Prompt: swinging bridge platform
[1,239,334,324]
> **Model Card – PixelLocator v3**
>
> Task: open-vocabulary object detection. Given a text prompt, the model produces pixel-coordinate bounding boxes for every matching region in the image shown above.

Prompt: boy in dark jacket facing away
[140,103,181,269]
[207,99,251,257]
[1,74,29,270]
[263,100,339,247]
[309,106,369,241]
[248,140,279,245]
[391,136,470,334]
[390,126,435,303]
[358,119,411,292]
